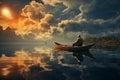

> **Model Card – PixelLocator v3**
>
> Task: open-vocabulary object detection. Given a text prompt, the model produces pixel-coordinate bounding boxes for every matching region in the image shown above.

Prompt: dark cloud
[58,15,120,37]
[84,0,120,19]
[54,0,120,37]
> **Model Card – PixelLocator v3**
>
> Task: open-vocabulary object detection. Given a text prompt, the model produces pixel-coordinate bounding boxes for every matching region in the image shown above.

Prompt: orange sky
[0,5,26,29]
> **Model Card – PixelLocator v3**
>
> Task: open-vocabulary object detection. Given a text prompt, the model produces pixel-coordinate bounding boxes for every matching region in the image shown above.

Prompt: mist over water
[0,43,120,80]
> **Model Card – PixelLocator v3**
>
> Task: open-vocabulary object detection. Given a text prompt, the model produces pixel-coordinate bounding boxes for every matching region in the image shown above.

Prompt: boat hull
[54,42,94,52]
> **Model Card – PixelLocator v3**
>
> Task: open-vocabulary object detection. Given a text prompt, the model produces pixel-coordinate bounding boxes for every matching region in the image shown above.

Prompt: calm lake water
[0,44,120,80]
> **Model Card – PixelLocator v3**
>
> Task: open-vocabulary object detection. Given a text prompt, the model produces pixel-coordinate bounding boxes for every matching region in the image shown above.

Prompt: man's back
[76,38,83,46]
[73,36,83,46]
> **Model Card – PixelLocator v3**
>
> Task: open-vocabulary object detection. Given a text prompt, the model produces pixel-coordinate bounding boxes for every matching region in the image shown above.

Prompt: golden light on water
[1,7,13,19]
[2,68,10,76]
[0,47,53,79]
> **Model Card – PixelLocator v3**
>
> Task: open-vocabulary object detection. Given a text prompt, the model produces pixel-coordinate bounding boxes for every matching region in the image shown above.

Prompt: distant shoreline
[84,37,120,50]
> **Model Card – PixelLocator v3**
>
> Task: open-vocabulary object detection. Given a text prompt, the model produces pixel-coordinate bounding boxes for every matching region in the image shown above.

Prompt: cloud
[84,0,120,19]
[4,0,119,40]
[15,0,82,40]
[15,1,61,40]
[43,0,80,7]
[58,14,120,37]
[51,18,120,43]
[21,1,46,21]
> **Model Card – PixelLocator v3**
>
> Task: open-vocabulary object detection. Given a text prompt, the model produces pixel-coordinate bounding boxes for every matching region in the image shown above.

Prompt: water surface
[0,44,120,80]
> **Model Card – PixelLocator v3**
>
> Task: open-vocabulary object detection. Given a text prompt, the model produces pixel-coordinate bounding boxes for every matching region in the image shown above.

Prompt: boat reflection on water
[72,50,96,65]
[54,42,95,64]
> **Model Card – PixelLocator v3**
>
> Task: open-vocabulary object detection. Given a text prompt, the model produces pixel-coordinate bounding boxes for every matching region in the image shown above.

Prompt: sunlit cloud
[14,1,61,40]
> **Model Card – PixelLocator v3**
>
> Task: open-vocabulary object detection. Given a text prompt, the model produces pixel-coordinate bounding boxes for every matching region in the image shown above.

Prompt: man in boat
[72,35,83,46]
[72,35,84,65]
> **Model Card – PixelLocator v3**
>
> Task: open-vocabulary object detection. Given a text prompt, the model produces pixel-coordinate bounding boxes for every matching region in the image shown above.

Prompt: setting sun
[1,8,13,19]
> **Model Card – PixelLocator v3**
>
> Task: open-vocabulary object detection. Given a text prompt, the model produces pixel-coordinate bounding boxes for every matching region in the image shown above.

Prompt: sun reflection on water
[2,67,10,76]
